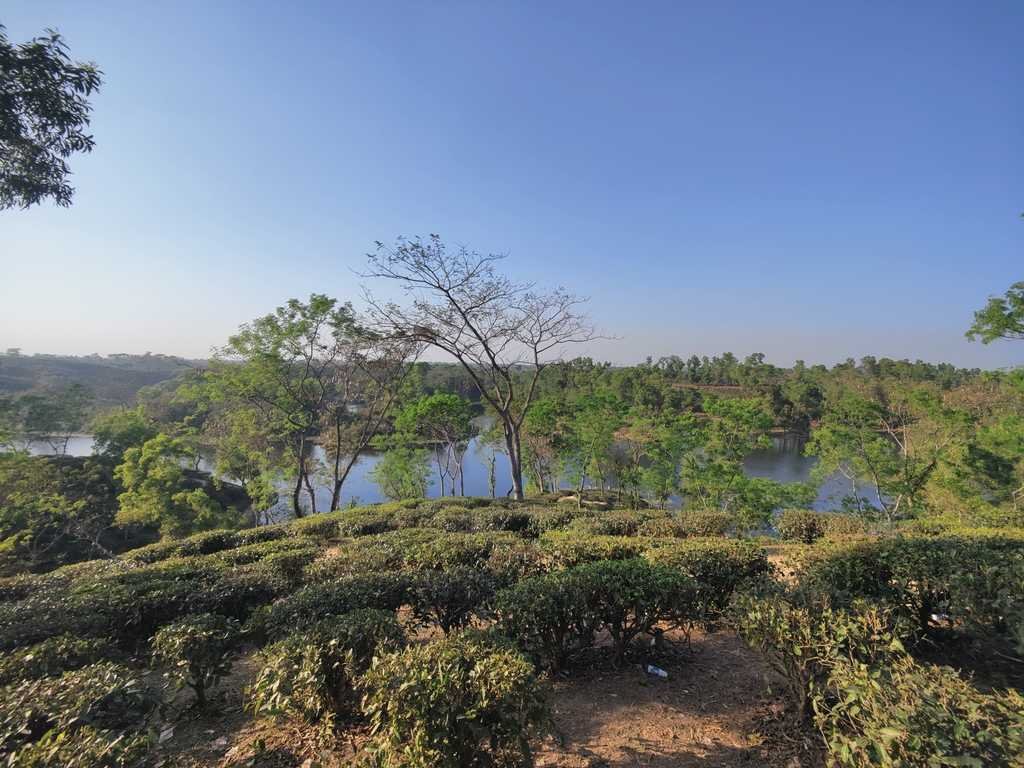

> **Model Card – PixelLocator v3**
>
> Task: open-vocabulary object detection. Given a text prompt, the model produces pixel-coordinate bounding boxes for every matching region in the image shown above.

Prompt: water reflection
[23,433,865,513]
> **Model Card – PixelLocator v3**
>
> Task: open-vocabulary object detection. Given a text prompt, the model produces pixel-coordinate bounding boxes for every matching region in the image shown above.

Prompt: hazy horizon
[2,2,1021,370]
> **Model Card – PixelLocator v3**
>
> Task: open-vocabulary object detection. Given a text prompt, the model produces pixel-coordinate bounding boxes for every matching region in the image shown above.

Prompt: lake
[24,433,862,513]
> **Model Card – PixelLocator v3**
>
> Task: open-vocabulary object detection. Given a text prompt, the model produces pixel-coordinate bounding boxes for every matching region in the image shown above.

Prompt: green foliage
[818,655,1024,767]
[369,446,431,501]
[404,531,519,571]
[115,434,242,538]
[644,538,770,614]
[494,570,602,671]
[538,531,647,568]
[0,634,114,686]
[0,454,121,575]
[247,573,408,641]
[731,589,909,719]
[0,25,102,209]
[394,393,476,496]
[90,406,158,463]
[407,566,497,634]
[802,536,1024,641]
[776,509,828,543]
[151,613,239,708]
[359,630,550,768]
[966,281,1024,344]
[571,558,700,661]
[248,609,404,730]
[637,509,733,538]
[0,662,157,764]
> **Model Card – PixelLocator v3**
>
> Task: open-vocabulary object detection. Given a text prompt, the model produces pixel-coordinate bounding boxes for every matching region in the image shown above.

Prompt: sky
[1,1,1022,369]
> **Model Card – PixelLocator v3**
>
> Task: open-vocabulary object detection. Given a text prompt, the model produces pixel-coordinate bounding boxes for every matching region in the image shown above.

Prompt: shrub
[404,532,518,571]
[0,662,158,760]
[776,509,827,543]
[0,635,115,686]
[803,536,1024,640]
[677,510,732,537]
[494,570,601,671]
[526,507,586,535]
[360,630,550,768]
[817,654,1024,766]
[565,511,662,537]
[407,567,498,634]
[175,529,242,557]
[151,613,240,708]
[5,724,149,767]
[822,513,868,537]
[212,537,315,567]
[336,509,398,538]
[288,510,350,540]
[484,540,548,585]
[538,532,647,569]
[731,589,909,719]
[573,558,700,662]
[428,506,476,532]
[470,508,536,535]
[644,538,770,614]
[247,573,408,641]
[248,609,404,730]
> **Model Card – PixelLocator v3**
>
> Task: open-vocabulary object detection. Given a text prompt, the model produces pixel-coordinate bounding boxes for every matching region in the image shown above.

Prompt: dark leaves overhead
[0,25,102,209]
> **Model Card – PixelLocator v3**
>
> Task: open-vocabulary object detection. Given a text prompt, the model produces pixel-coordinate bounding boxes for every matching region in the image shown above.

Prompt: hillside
[0,353,200,408]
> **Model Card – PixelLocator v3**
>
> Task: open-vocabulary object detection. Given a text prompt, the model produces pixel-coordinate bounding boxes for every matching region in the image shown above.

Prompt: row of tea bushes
[732,588,1024,766]
[733,530,1024,766]
[799,535,1024,647]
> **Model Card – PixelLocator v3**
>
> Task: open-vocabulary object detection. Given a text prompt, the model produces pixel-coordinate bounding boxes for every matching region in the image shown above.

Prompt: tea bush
[151,613,240,708]
[565,510,666,537]
[572,558,701,661]
[0,662,158,763]
[0,635,116,686]
[336,509,399,538]
[644,538,770,614]
[803,536,1024,640]
[731,589,908,719]
[248,609,404,730]
[538,532,647,568]
[776,510,867,543]
[677,510,733,537]
[817,654,1024,766]
[776,509,827,543]
[404,532,519,571]
[407,567,498,634]
[484,540,548,585]
[247,573,408,641]
[359,630,550,768]
[494,569,602,671]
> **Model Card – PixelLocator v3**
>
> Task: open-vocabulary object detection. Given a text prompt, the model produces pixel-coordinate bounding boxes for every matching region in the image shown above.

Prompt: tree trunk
[290,434,309,517]
[503,420,526,501]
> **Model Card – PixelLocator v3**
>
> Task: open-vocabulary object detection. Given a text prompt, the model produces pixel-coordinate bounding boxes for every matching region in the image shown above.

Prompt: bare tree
[363,235,597,500]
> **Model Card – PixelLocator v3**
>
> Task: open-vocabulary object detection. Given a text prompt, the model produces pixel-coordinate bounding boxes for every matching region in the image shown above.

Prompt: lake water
[25,433,861,513]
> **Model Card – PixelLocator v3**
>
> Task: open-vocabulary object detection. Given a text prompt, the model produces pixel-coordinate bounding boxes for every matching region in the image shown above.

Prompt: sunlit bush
[360,630,550,768]
[248,609,404,730]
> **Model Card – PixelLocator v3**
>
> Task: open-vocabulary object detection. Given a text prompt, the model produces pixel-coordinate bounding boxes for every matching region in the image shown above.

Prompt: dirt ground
[533,629,816,768]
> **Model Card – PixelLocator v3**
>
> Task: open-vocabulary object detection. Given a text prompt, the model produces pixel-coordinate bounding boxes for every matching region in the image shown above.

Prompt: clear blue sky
[2,1,1021,368]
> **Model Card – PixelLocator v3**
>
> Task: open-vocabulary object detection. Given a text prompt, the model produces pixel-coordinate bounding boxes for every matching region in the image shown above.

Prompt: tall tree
[364,235,596,500]
[0,25,102,209]
[966,282,1024,343]
[213,295,355,516]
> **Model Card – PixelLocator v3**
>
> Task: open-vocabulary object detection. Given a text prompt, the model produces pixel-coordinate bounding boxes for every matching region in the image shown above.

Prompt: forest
[3,16,1024,768]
